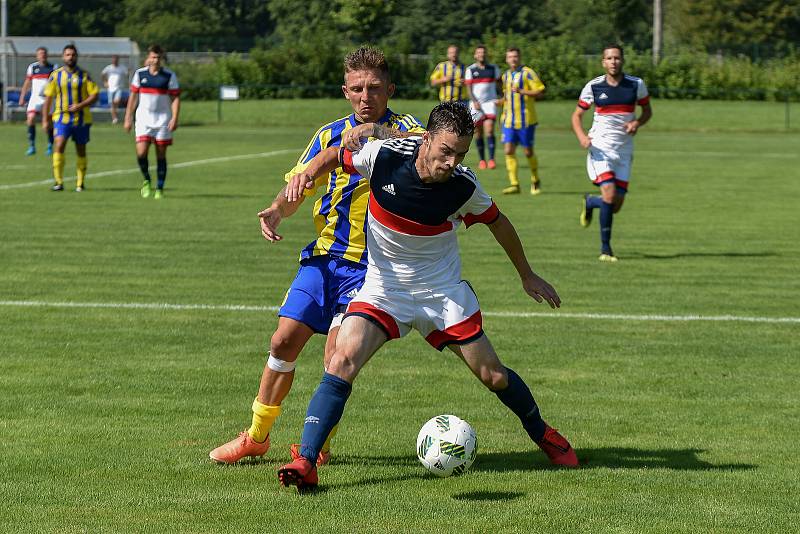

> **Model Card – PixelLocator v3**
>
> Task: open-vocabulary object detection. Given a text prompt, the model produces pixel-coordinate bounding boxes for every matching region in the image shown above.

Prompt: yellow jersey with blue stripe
[284,108,425,265]
[501,66,545,128]
[430,61,467,102]
[43,66,99,125]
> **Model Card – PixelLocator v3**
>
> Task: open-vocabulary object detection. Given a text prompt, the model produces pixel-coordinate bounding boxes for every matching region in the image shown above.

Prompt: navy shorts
[54,122,91,145]
[278,255,367,334]
[501,124,536,148]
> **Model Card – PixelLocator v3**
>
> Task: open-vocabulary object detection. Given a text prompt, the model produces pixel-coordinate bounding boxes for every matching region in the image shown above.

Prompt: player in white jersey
[18,47,56,156]
[572,44,652,262]
[102,55,129,124]
[124,44,181,199]
[277,102,578,490]
[465,45,502,170]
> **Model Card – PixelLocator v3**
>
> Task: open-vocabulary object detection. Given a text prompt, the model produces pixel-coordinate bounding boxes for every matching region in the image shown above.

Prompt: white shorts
[135,122,173,145]
[345,280,483,351]
[587,146,632,190]
[108,88,123,103]
[471,101,497,124]
[26,98,45,114]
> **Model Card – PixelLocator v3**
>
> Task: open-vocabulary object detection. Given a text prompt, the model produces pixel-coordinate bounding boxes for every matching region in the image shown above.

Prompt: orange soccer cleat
[278,456,318,490]
[209,431,270,464]
[290,443,331,466]
[536,425,579,468]
[487,159,496,169]
[478,160,488,170]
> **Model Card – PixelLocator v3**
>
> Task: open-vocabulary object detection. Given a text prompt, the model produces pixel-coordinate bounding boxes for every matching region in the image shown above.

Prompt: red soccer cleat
[290,443,331,466]
[278,456,318,490]
[536,425,579,468]
[478,160,488,170]
[209,431,270,464]
[487,159,496,169]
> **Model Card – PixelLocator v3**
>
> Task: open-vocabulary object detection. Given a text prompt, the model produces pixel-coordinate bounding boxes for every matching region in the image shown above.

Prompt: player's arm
[571,106,591,149]
[430,64,451,86]
[123,90,138,132]
[168,94,181,131]
[67,82,98,113]
[19,78,31,105]
[626,102,652,135]
[256,185,306,242]
[285,146,340,202]
[342,122,422,151]
[42,95,53,128]
[487,213,561,309]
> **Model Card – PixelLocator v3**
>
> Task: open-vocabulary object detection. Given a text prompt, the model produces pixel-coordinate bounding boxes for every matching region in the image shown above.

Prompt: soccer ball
[416,414,477,477]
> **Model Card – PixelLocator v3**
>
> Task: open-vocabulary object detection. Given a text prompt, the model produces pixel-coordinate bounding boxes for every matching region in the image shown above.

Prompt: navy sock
[600,201,614,255]
[586,195,603,210]
[137,156,151,181]
[495,367,546,443]
[487,136,496,160]
[47,129,54,144]
[156,159,167,189]
[299,372,352,464]
[27,125,35,145]
[476,138,485,161]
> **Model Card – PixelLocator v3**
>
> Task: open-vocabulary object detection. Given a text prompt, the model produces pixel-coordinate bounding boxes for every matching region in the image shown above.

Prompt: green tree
[117,0,224,51]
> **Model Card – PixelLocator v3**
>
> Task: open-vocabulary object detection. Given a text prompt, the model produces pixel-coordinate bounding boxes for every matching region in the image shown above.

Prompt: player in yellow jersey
[209,47,424,466]
[497,47,545,195]
[42,45,99,192]
[429,45,468,104]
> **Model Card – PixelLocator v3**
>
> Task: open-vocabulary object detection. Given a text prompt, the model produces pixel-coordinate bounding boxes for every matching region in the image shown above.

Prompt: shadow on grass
[452,490,524,502]
[624,251,777,260]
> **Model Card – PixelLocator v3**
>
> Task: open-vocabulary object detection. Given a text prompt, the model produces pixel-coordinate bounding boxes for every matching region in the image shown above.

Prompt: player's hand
[342,123,373,151]
[67,104,80,113]
[18,98,25,106]
[123,117,132,132]
[625,120,640,135]
[471,101,480,110]
[495,98,504,107]
[510,86,520,94]
[42,118,51,130]
[168,118,178,132]
[522,273,561,309]
[579,135,592,149]
[257,206,283,242]
[285,172,314,203]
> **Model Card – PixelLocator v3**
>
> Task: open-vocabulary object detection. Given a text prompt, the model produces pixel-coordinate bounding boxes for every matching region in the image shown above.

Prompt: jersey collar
[349,108,394,127]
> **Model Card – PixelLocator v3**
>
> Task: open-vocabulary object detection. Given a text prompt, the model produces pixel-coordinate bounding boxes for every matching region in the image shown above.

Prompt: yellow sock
[505,154,519,186]
[527,155,539,184]
[321,423,339,453]
[53,152,65,185]
[248,399,281,443]
[76,156,87,188]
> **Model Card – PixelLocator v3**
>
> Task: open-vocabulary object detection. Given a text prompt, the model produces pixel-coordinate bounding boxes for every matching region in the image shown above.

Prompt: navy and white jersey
[578,74,649,152]
[130,66,180,127]
[25,61,57,102]
[341,137,500,288]
[465,63,501,103]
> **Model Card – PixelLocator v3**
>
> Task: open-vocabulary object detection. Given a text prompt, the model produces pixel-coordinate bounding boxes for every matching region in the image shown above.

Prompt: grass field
[1,99,798,533]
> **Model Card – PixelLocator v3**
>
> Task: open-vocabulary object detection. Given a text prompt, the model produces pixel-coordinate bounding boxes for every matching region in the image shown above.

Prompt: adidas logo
[345,288,358,298]
[304,416,320,425]
[599,92,608,99]
[382,184,396,195]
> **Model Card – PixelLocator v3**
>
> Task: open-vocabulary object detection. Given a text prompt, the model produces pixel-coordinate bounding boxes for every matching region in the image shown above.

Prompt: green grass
[1,100,798,533]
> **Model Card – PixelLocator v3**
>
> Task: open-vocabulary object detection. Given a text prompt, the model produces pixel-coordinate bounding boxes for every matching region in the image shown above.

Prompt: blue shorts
[54,123,91,145]
[501,124,536,148]
[278,255,367,334]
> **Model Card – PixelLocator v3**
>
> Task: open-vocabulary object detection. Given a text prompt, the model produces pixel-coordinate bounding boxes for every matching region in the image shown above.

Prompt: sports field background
[1,99,798,532]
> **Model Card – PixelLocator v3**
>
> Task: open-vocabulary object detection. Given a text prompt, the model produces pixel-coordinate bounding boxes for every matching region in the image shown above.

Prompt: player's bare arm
[487,213,561,309]
[67,92,98,113]
[431,75,453,86]
[168,95,181,132]
[41,96,53,129]
[625,102,652,135]
[342,123,421,151]
[257,186,305,242]
[123,92,138,132]
[19,78,31,106]
[285,146,341,202]
[571,107,592,148]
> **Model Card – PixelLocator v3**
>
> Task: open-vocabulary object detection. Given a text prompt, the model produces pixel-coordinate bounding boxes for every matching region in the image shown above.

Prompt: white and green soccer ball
[416,414,477,477]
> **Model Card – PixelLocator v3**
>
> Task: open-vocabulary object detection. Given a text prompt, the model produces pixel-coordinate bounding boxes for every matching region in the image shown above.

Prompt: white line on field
[0,149,297,191]
[1,300,798,324]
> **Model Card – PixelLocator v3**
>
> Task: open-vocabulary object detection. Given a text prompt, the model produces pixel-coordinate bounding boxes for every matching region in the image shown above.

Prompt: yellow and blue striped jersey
[501,66,545,128]
[43,66,99,125]
[430,61,467,102]
[285,108,425,265]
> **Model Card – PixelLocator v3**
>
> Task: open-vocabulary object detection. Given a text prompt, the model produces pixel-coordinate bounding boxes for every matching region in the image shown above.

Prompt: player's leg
[473,118,486,168]
[25,111,37,155]
[448,334,578,467]
[136,137,153,197]
[72,126,90,192]
[110,91,119,124]
[523,126,541,195]
[154,142,169,199]
[502,128,520,194]
[484,117,497,168]
[50,124,69,191]
[597,181,618,260]
[279,315,388,488]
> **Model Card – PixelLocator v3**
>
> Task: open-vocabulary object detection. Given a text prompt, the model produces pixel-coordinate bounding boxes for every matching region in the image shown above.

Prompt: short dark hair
[602,44,624,57]
[506,47,521,55]
[36,46,47,54]
[344,47,390,80]
[427,102,474,139]
[148,44,165,56]
[475,44,487,52]
[63,44,77,54]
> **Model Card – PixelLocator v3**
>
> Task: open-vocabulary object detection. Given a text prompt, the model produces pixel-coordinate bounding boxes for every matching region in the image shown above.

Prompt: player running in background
[124,45,180,200]
[42,45,99,192]
[572,44,652,262]
[102,55,129,125]
[498,48,545,195]
[429,45,468,104]
[18,47,56,156]
[278,102,578,490]
[465,45,501,170]
[209,47,424,466]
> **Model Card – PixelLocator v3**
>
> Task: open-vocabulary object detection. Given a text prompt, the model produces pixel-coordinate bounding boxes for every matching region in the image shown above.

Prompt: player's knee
[480,365,508,391]
[269,331,302,362]
[325,350,359,382]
